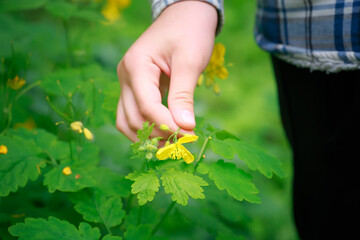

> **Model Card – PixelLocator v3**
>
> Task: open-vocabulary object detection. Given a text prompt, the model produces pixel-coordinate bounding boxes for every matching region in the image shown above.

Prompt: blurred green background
[0,0,299,239]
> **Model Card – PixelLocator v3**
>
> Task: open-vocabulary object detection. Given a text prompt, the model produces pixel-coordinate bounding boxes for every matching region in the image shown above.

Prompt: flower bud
[159,124,170,131]
[146,152,153,160]
[70,121,83,133]
[83,128,94,141]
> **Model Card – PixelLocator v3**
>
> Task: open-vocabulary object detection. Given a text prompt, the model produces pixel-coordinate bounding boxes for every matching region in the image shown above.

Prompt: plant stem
[46,96,72,122]
[194,135,212,171]
[137,206,143,226]
[151,201,176,236]
[63,20,73,67]
[15,80,41,101]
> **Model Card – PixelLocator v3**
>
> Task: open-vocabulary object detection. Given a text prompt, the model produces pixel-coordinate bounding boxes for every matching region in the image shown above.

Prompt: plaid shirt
[150,0,360,72]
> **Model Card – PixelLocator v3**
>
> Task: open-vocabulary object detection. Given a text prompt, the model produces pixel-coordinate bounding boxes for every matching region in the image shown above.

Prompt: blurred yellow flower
[198,43,228,94]
[70,121,83,133]
[7,75,26,90]
[0,145,8,155]
[14,118,36,130]
[62,166,72,175]
[156,134,198,164]
[101,0,131,23]
[70,121,94,141]
[83,128,94,141]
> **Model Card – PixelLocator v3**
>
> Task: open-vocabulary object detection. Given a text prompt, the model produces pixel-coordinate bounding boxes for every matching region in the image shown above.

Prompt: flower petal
[156,144,176,160]
[178,145,195,164]
[216,66,228,79]
[177,134,199,144]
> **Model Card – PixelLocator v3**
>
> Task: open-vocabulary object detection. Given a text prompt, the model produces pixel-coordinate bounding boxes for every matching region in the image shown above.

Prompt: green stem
[151,201,176,236]
[194,135,212,171]
[63,20,73,67]
[137,206,143,226]
[15,80,41,101]
[46,96,72,122]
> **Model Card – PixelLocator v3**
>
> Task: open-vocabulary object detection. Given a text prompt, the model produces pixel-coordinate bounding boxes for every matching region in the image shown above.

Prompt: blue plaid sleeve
[148,0,224,34]
[255,0,360,72]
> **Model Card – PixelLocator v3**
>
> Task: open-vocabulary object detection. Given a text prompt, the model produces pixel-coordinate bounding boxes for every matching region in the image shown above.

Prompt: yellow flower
[156,134,198,164]
[0,145,8,154]
[83,128,94,141]
[62,166,72,175]
[70,121,83,133]
[14,118,36,130]
[7,75,26,90]
[198,43,228,94]
[101,0,131,23]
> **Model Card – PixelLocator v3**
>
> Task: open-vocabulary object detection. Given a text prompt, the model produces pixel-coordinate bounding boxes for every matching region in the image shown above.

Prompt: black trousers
[271,56,360,240]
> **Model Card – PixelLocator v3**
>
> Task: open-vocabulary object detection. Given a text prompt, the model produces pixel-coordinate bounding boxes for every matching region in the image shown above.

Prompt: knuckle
[139,104,152,117]
[168,91,194,105]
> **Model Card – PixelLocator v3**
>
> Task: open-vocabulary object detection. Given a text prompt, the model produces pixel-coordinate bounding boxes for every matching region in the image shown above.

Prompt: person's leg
[271,56,360,239]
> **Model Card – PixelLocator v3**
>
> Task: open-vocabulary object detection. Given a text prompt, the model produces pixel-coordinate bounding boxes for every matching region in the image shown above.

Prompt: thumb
[168,59,201,131]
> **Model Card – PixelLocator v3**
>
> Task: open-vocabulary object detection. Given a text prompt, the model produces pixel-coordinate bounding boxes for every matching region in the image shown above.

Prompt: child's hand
[116,1,218,141]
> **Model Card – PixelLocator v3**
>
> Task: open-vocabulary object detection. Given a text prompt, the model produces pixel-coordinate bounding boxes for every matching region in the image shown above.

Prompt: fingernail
[181,110,195,126]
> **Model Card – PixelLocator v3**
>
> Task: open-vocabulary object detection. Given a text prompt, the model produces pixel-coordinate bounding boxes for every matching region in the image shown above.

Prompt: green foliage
[8,217,101,240]
[199,160,260,203]
[210,134,286,178]
[0,1,294,239]
[0,135,44,196]
[70,189,126,227]
[126,171,160,206]
[161,168,208,206]
[44,166,97,193]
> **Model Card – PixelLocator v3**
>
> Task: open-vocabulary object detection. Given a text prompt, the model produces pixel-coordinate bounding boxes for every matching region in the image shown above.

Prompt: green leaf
[8,128,69,161]
[102,235,123,240]
[208,160,260,203]
[0,0,48,12]
[210,137,285,178]
[8,217,100,240]
[210,138,236,159]
[70,189,125,228]
[233,141,286,178]
[136,122,154,143]
[45,0,77,20]
[126,170,160,206]
[78,222,101,240]
[69,141,100,167]
[124,225,151,240]
[161,168,208,206]
[40,68,82,96]
[44,166,96,193]
[0,135,44,197]
[92,167,131,198]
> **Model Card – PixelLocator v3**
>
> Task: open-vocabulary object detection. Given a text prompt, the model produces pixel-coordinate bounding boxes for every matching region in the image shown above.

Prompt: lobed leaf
[44,166,97,193]
[70,189,125,228]
[210,136,285,178]
[0,135,44,197]
[207,160,260,203]
[8,128,69,161]
[161,168,208,206]
[8,216,100,240]
[126,170,160,206]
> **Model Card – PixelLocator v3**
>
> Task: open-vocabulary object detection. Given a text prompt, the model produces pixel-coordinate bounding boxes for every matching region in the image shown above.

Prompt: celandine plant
[0,1,286,239]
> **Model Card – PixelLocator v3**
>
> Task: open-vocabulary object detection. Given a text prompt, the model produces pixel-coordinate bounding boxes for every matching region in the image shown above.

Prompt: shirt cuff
[148,0,224,35]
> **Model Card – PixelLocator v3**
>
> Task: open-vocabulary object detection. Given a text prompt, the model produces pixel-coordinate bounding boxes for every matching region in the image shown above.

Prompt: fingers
[130,59,180,133]
[167,56,202,131]
[116,97,138,142]
[117,56,180,141]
